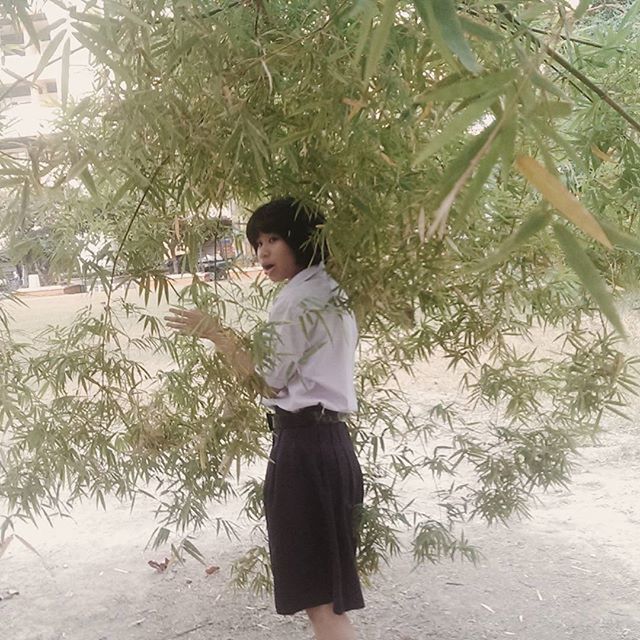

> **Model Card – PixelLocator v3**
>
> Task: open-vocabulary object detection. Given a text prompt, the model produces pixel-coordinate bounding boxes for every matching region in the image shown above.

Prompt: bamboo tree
[1,0,640,588]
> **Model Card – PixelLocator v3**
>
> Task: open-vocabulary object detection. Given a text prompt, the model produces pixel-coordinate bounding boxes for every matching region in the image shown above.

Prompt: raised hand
[164,307,221,341]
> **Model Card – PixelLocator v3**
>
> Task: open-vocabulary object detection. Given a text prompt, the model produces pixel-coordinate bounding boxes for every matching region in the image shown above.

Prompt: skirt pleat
[264,420,365,615]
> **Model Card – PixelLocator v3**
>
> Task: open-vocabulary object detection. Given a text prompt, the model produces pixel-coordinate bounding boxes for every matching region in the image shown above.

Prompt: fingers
[165,320,186,329]
[165,308,196,322]
[164,307,219,340]
[165,307,195,332]
[167,307,193,318]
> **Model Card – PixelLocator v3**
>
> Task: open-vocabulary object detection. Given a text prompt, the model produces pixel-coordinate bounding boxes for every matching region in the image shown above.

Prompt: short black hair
[246,197,327,267]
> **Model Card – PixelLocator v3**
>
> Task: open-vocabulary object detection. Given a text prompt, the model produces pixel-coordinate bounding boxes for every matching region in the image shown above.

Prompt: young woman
[165,198,364,640]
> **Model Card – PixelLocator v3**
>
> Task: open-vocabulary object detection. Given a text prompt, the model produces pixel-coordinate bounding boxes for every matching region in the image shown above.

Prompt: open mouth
[262,263,275,276]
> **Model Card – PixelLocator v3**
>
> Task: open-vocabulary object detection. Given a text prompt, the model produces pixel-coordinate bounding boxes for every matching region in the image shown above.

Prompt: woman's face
[256,232,303,282]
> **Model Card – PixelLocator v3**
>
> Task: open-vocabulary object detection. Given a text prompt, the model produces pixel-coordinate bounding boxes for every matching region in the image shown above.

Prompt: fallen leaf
[148,558,170,573]
[342,97,367,121]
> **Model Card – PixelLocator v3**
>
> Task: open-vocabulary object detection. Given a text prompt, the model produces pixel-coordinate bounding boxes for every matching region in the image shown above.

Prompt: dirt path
[2,421,639,640]
[2,294,640,639]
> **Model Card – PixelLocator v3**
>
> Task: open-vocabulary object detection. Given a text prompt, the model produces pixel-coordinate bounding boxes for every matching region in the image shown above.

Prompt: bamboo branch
[494,3,640,135]
[547,62,592,102]
[464,6,623,51]
[526,25,623,51]
[106,155,171,303]
[239,0,350,74]
[543,46,640,133]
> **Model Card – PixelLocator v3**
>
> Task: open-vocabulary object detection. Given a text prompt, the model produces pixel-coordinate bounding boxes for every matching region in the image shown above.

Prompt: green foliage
[1,0,640,593]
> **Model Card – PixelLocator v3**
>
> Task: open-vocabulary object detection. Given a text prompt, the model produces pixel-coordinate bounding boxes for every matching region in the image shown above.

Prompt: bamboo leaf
[80,168,99,198]
[181,537,206,565]
[528,119,581,167]
[67,156,91,181]
[413,95,497,165]
[515,155,612,249]
[498,111,517,182]
[418,206,426,242]
[14,534,48,565]
[0,0,636,592]
[8,236,40,261]
[459,15,504,42]
[591,145,615,163]
[620,0,640,29]
[530,100,573,119]
[457,140,502,217]
[416,69,518,105]
[476,211,551,271]
[427,124,499,238]
[600,220,640,253]
[20,181,29,218]
[32,30,66,82]
[16,3,40,52]
[416,0,483,74]
[531,72,569,100]
[45,17,67,33]
[111,177,137,206]
[364,0,397,82]
[72,23,127,76]
[573,1,592,20]
[415,0,457,70]
[104,2,151,30]
[166,34,200,72]
[353,0,377,66]
[0,535,12,560]
[436,124,495,196]
[69,8,109,27]
[553,223,624,336]
[61,38,71,108]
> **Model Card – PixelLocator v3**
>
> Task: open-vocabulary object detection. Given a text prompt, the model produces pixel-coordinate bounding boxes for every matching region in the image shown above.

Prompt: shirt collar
[283,263,324,291]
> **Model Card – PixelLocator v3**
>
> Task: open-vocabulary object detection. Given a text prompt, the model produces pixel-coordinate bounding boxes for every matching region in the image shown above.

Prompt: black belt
[266,404,346,432]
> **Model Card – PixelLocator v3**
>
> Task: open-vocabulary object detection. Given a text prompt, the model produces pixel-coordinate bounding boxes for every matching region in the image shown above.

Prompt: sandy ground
[2,292,640,640]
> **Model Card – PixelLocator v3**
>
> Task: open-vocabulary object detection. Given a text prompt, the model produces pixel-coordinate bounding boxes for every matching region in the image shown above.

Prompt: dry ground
[1,291,640,640]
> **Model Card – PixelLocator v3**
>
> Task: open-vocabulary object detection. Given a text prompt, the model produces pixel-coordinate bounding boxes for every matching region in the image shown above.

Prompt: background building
[0,3,254,290]
[0,2,93,147]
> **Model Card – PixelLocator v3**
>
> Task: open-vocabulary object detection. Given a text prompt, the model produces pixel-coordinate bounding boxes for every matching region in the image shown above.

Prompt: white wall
[1,1,94,139]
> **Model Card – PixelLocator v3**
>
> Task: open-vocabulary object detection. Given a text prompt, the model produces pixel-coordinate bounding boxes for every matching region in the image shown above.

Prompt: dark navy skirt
[264,417,365,615]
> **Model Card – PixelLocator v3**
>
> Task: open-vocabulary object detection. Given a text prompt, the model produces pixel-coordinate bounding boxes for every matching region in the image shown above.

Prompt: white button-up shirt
[258,264,358,413]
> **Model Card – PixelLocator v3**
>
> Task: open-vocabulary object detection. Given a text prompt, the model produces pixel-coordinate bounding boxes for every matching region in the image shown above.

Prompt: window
[35,79,58,106]
[0,19,25,55]
[0,13,51,53]
[0,20,24,45]
[37,79,58,94]
[32,13,51,42]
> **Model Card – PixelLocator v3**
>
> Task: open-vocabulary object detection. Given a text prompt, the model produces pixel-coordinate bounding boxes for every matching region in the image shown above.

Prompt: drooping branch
[526,26,623,52]
[494,3,640,134]
[542,47,640,134]
[105,154,171,310]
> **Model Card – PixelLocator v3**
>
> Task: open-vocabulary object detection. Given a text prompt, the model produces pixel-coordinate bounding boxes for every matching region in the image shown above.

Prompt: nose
[257,244,268,261]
